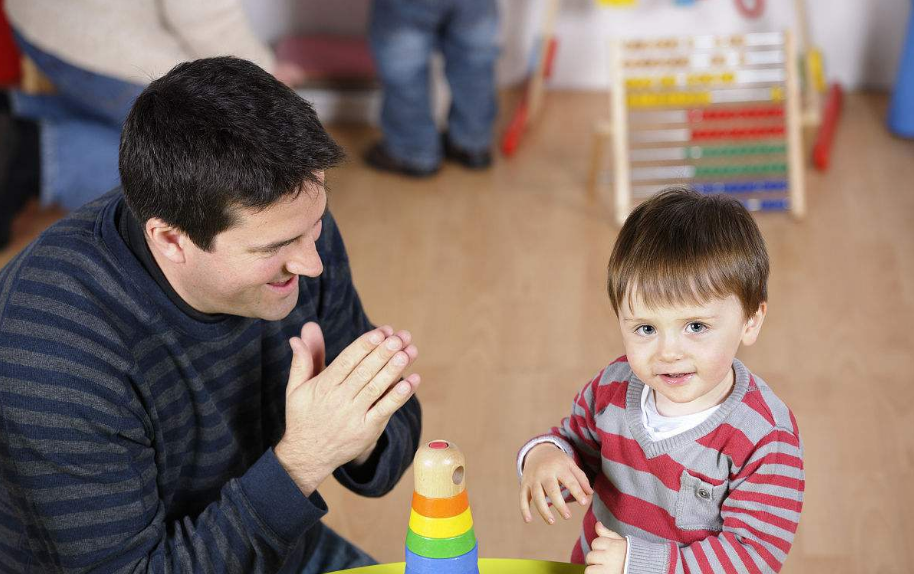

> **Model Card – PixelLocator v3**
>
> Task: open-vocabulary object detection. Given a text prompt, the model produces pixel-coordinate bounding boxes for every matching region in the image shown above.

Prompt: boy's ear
[146,218,189,264]
[741,302,767,346]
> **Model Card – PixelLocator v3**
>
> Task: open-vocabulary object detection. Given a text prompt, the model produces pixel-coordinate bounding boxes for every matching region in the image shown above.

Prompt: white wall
[244,0,911,91]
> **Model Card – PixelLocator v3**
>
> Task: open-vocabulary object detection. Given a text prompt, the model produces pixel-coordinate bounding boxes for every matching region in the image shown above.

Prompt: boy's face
[618,291,766,416]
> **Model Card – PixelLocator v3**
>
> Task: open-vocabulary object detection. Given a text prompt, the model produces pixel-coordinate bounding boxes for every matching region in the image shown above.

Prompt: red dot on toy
[428,441,449,450]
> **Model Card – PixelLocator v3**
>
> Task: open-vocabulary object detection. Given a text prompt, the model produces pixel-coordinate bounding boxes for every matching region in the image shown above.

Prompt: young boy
[517,187,804,574]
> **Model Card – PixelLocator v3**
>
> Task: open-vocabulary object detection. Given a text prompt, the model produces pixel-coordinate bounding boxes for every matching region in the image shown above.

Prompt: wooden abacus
[591,31,806,224]
[405,440,479,574]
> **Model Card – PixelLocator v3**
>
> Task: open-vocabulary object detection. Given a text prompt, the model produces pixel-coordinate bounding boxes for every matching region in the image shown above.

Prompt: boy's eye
[686,322,708,333]
[635,325,655,336]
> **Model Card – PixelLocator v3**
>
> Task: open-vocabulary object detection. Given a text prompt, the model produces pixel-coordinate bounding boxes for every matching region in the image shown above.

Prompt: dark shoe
[443,135,492,170]
[364,142,439,178]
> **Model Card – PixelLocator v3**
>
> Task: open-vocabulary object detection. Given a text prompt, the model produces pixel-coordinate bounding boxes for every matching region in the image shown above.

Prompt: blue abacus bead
[405,542,479,574]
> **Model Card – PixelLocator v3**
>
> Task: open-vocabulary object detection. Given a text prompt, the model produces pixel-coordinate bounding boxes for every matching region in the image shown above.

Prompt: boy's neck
[654,366,735,417]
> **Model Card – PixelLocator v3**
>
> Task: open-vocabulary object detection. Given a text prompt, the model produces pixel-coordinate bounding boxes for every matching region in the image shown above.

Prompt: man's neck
[118,203,225,323]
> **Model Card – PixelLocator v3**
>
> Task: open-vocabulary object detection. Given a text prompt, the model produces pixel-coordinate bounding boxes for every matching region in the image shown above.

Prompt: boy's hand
[584,522,627,574]
[520,443,593,524]
[275,323,420,495]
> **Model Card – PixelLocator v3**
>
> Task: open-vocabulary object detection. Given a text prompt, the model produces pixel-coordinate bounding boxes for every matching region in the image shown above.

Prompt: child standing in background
[518,187,804,574]
[365,0,499,177]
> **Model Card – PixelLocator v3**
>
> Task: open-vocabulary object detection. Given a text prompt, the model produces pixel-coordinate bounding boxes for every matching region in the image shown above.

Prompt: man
[0,57,421,573]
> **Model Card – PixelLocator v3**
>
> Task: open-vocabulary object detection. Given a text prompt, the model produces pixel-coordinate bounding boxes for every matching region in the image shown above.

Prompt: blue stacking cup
[405,542,479,574]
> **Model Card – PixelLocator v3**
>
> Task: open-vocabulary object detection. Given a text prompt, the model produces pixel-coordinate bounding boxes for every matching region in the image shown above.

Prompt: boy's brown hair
[607,187,769,320]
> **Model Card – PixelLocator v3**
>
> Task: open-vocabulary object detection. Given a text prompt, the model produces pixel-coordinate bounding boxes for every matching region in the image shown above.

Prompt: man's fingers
[299,322,326,375]
[352,341,413,404]
[393,329,411,347]
[344,335,402,397]
[322,328,388,383]
[286,337,315,397]
[365,375,417,424]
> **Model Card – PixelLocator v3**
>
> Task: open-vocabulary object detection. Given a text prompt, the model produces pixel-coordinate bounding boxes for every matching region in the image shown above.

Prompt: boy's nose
[657,334,685,361]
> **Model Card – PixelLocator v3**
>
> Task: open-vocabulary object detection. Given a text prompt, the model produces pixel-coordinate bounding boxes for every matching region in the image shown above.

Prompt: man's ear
[145,218,189,264]
[741,302,767,346]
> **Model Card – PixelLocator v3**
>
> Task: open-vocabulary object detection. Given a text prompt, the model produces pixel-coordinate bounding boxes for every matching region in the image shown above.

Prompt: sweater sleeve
[625,428,805,574]
[549,370,607,483]
[159,0,276,72]
[0,354,326,574]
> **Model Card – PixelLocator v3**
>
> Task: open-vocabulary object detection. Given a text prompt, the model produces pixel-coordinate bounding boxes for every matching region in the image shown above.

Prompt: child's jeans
[280,521,377,574]
[369,0,499,170]
[10,30,144,210]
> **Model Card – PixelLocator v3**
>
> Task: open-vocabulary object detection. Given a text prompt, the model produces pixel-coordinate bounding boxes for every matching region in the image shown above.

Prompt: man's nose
[285,242,323,278]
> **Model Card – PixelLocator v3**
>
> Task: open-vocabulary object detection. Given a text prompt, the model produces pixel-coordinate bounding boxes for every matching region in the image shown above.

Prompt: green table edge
[327,557,585,574]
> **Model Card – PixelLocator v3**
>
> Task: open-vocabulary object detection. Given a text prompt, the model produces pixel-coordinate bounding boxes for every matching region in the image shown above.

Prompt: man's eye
[635,325,655,336]
[687,322,707,333]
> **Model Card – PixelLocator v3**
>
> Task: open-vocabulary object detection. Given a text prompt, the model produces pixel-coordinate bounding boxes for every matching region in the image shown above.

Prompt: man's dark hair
[119,56,345,251]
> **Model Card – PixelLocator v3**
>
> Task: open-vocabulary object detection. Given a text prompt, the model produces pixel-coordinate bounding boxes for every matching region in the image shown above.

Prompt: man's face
[618,291,764,415]
[179,177,327,321]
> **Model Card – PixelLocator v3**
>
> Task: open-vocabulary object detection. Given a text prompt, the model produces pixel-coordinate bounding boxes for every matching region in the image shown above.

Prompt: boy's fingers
[545,480,572,520]
[595,521,623,540]
[585,550,609,565]
[519,487,533,523]
[531,485,555,525]
[562,475,590,507]
[571,464,595,496]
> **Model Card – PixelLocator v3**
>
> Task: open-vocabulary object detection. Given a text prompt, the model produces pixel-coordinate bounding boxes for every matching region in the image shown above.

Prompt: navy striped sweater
[0,192,421,573]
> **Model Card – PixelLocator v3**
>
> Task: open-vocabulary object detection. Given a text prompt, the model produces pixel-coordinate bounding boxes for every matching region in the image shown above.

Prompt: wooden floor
[2,91,912,573]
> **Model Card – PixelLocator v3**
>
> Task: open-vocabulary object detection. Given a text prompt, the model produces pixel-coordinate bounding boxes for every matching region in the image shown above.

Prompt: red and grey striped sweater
[520,357,804,574]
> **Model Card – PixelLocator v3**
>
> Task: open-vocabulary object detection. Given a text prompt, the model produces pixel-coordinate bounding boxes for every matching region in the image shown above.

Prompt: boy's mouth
[658,372,694,386]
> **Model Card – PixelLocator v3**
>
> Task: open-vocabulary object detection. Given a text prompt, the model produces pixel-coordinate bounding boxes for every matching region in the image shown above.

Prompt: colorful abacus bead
[405,440,479,574]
